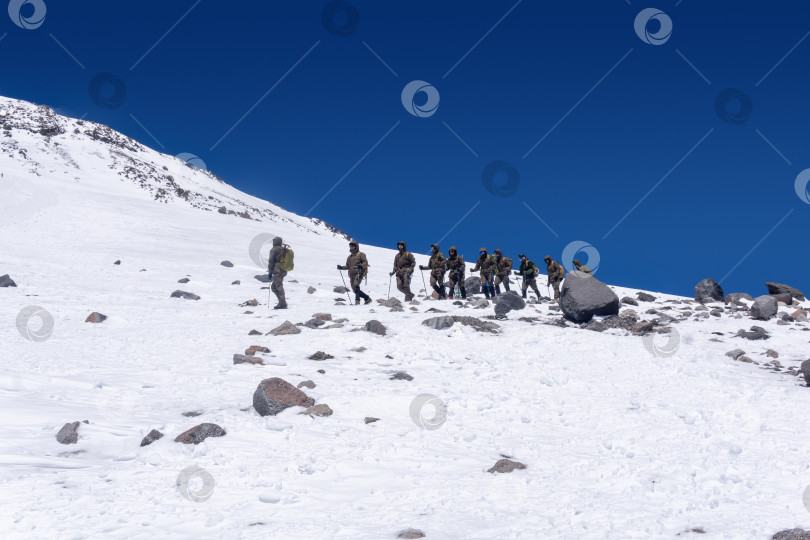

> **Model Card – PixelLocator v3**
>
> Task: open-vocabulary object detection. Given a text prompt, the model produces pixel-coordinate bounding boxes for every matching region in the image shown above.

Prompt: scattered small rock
[221,260,233,267]
[178,277,190,284]
[378,298,402,308]
[308,351,334,361]
[725,349,746,360]
[364,417,379,424]
[245,345,270,356]
[422,316,455,330]
[239,299,259,307]
[234,354,264,365]
[307,286,316,294]
[312,313,332,321]
[0,274,18,287]
[397,529,426,539]
[232,280,241,285]
[636,292,656,302]
[364,320,387,336]
[297,380,316,389]
[249,329,262,336]
[113,260,121,265]
[267,320,301,336]
[725,292,753,304]
[56,421,82,445]
[255,274,271,283]
[174,423,226,444]
[334,286,349,294]
[300,404,333,417]
[488,458,526,474]
[773,529,810,540]
[85,312,107,323]
[140,429,163,447]
[171,290,200,300]
[621,296,639,306]
[390,372,413,381]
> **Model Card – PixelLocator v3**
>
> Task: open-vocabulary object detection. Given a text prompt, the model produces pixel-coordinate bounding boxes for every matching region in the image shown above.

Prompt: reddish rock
[245,345,270,356]
[234,354,264,365]
[85,312,107,323]
[174,423,226,444]
[253,378,314,416]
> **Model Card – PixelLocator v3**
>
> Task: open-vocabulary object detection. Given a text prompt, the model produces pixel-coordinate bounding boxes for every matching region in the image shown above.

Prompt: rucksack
[503,257,513,270]
[278,245,294,272]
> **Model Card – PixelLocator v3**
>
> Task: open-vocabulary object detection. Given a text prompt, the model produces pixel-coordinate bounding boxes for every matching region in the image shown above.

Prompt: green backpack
[278,245,295,272]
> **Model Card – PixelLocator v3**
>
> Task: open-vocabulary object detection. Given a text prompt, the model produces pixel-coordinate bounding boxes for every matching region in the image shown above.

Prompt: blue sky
[2,0,808,297]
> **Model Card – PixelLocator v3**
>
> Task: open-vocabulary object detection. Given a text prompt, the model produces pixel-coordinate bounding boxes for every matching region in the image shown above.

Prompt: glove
[337,265,342,270]
[389,271,395,276]
[419,265,427,270]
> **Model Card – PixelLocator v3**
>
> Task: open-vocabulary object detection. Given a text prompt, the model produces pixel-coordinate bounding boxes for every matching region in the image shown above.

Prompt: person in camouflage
[472,247,498,298]
[572,259,592,275]
[493,249,513,294]
[443,246,467,299]
[337,241,371,304]
[390,241,416,301]
[267,236,288,309]
[419,244,447,299]
[514,253,541,299]
[544,255,565,301]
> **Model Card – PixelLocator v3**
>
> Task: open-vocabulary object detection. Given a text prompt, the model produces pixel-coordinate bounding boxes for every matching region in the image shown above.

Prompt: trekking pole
[338,269,353,304]
[388,274,393,300]
[420,268,429,300]
[268,277,272,308]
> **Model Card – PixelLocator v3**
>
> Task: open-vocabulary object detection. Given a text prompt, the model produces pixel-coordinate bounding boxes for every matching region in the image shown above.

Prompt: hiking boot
[405,293,414,302]
[355,298,361,305]
[460,287,467,300]
[364,296,372,305]
[495,284,502,295]
[273,302,288,310]
[521,290,527,299]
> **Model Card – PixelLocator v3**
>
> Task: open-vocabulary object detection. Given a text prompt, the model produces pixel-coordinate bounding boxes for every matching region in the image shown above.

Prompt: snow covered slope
[1,96,810,540]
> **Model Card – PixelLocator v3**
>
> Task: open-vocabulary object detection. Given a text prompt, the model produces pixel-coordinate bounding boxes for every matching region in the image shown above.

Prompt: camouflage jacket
[472,254,497,274]
[517,259,538,280]
[547,260,565,283]
[393,251,416,275]
[444,253,466,279]
[341,251,369,279]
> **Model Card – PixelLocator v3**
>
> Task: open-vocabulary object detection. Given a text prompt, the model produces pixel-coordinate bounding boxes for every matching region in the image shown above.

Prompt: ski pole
[388,274,393,300]
[420,268,429,300]
[338,269,353,304]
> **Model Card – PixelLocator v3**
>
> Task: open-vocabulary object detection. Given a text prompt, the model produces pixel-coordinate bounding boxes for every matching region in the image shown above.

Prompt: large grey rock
[267,320,301,336]
[464,276,482,294]
[378,298,402,308]
[766,282,805,301]
[253,377,314,416]
[333,286,349,294]
[725,292,753,304]
[725,349,746,360]
[0,274,17,287]
[171,290,200,300]
[56,421,82,444]
[174,423,226,444]
[364,320,387,336]
[452,316,500,333]
[695,278,724,303]
[636,292,656,302]
[559,274,619,323]
[422,316,455,330]
[220,260,233,267]
[751,295,778,320]
[494,291,526,317]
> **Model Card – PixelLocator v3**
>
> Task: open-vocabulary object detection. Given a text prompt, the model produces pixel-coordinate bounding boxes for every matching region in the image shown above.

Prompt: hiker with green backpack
[267,236,294,309]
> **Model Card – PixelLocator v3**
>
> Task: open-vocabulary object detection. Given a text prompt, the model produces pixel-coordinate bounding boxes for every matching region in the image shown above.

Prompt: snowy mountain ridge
[0,95,349,240]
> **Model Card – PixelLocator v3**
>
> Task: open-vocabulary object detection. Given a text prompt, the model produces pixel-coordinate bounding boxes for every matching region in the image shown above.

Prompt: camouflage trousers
[270,267,287,303]
[549,279,562,300]
[396,272,413,297]
[494,272,510,290]
[521,277,541,296]
[350,273,369,301]
[429,271,445,288]
[479,271,494,288]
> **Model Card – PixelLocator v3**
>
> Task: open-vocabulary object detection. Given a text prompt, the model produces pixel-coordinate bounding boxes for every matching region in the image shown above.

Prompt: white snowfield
[1,96,809,540]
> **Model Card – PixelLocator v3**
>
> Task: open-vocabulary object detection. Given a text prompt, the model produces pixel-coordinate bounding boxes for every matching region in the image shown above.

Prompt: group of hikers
[266,237,592,310]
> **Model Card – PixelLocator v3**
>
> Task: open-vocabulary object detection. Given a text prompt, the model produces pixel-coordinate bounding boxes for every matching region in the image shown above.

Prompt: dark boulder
[464,276,482,294]
[725,292,753,304]
[488,458,526,473]
[773,529,810,540]
[254,274,270,283]
[801,360,810,387]
[636,292,656,302]
[253,377,314,416]
[494,291,526,317]
[422,316,455,330]
[559,273,619,323]
[765,282,805,301]
[0,274,17,287]
[220,260,233,268]
[695,278,724,303]
[85,312,107,323]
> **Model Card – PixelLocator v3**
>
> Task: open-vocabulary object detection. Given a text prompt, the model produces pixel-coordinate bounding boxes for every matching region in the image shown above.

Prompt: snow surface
[1,96,810,539]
